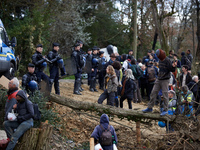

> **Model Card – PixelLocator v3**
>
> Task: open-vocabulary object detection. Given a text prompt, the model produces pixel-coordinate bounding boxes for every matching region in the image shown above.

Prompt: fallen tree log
[50,94,176,122]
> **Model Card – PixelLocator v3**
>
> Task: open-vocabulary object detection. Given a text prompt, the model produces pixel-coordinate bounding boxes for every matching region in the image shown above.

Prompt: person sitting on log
[98,65,118,106]
[179,85,194,117]
[0,78,19,148]
[3,90,34,150]
[91,114,118,150]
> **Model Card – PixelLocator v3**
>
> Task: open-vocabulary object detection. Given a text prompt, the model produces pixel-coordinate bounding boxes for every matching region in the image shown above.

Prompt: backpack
[99,125,113,146]
[33,103,41,120]
[131,65,142,80]
[147,66,156,82]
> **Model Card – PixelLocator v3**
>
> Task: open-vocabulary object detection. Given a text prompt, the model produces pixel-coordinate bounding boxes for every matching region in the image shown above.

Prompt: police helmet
[28,80,38,91]
[158,121,166,128]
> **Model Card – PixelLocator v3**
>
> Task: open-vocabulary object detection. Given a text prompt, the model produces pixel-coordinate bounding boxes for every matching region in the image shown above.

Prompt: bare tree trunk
[49,94,175,122]
[136,121,141,147]
[196,0,200,73]
[132,0,137,58]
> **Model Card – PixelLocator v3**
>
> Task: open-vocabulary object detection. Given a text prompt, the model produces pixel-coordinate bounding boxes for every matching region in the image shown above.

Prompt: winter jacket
[121,78,135,99]
[158,57,176,80]
[104,74,118,93]
[180,73,192,87]
[4,89,18,120]
[32,51,46,72]
[91,114,117,150]
[22,72,38,94]
[16,90,34,124]
[47,49,60,68]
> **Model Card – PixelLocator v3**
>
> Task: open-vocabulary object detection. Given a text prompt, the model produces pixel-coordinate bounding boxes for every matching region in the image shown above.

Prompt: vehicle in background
[0,19,18,79]
[100,45,118,61]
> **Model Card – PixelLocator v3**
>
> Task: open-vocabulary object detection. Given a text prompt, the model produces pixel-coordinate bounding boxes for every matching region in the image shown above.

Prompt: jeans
[4,118,33,150]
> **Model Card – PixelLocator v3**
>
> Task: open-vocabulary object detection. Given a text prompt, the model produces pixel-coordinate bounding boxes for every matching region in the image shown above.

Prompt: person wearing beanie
[143,49,177,116]
[22,63,38,96]
[3,90,34,150]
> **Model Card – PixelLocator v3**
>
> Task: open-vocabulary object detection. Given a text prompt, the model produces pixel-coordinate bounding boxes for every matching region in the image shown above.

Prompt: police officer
[90,46,99,92]
[47,43,62,95]
[32,44,50,83]
[22,63,38,96]
[98,51,106,90]
[86,48,93,86]
[72,43,85,95]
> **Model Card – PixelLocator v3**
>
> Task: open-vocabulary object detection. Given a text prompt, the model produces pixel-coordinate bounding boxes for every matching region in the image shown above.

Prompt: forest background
[0,0,200,76]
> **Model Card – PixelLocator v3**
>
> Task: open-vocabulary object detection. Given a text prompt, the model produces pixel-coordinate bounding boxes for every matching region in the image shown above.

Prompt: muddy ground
[50,79,167,150]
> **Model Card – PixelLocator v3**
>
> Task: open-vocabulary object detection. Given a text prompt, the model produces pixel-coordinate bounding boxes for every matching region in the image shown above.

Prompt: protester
[181,52,187,66]
[179,85,194,117]
[186,49,193,71]
[142,49,177,116]
[120,69,135,109]
[3,90,34,150]
[98,65,118,106]
[91,114,117,150]
[140,65,148,99]
[130,59,142,103]
[179,65,192,87]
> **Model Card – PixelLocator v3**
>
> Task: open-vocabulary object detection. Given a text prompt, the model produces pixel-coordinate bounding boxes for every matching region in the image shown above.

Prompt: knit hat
[156,49,166,61]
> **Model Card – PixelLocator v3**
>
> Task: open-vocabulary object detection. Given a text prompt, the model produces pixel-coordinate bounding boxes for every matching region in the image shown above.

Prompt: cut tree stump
[14,121,53,150]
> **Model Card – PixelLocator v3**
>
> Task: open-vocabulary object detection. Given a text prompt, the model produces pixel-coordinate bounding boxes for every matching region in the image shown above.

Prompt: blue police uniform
[90,54,99,92]
[32,51,50,83]
[47,49,61,95]
[72,49,85,95]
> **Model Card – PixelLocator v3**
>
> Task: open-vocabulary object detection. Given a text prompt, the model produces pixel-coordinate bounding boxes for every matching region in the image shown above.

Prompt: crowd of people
[0,38,200,149]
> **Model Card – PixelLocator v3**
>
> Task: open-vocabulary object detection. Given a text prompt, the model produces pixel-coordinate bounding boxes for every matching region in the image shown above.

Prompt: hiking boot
[94,88,98,92]
[79,87,84,92]
[73,91,82,95]
[90,88,94,92]
[142,108,153,113]
[160,111,168,116]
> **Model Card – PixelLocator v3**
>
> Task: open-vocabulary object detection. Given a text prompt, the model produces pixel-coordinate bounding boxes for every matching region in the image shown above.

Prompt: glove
[56,55,62,60]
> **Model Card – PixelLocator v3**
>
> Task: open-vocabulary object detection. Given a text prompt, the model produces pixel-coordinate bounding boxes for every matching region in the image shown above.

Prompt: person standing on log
[3,90,34,150]
[98,65,118,106]
[142,49,177,116]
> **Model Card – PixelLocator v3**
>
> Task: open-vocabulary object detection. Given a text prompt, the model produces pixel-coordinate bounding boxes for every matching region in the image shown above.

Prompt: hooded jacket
[16,90,34,123]
[91,114,118,150]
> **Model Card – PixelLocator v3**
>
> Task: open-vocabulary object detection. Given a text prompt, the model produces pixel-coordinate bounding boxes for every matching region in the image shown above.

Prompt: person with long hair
[120,69,136,109]
[98,65,118,106]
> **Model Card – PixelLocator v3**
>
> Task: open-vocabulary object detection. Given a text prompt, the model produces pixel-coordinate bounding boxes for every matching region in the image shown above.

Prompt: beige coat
[104,74,118,93]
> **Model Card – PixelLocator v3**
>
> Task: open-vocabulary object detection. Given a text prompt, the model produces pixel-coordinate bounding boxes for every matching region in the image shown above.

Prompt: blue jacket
[91,114,118,150]
[16,90,34,123]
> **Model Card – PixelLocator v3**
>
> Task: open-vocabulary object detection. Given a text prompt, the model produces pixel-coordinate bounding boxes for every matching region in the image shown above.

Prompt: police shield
[64,57,77,75]
[39,80,51,97]
[83,55,92,74]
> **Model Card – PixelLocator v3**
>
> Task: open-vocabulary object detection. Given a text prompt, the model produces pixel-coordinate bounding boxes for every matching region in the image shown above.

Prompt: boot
[93,78,98,92]
[54,81,60,95]
[79,87,84,92]
[89,78,94,92]
[74,79,82,95]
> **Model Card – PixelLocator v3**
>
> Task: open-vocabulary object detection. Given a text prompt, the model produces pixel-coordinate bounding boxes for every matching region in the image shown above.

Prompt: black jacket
[92,54,99,69]
[180,73,192,87]
[122,78,135,99]
[16,90,34,123]
[32,51,46,72]
[72,50,83,69]
[158,57,176,80]
[22,72,38,94]
[47,49,60,68]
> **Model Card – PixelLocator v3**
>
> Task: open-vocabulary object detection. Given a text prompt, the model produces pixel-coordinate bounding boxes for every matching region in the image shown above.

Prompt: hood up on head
[100,114,109,129]
[16,90,28,102]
